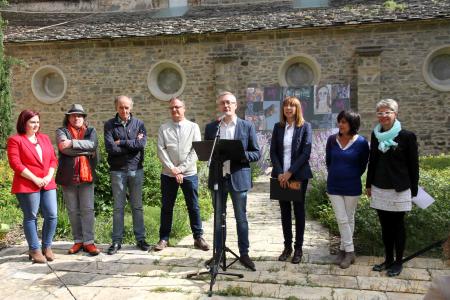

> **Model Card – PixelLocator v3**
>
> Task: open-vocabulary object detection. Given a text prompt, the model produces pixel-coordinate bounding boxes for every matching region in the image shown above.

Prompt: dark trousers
[279,179,308,250]
[377,209,406,263]
[159,174,203,241]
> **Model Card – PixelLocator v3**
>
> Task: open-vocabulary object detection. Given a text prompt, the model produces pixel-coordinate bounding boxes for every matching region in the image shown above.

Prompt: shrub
[307,154,450,257]
[0,158,21,227]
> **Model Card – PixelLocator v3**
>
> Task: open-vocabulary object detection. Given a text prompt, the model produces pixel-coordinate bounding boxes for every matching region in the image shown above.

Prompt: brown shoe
[84,244,101,256]
[42,247,55,262]
[194,237,210,251]
[339,251,355,269]
[154,240,168,251]
[68,243,83,254]
[28,249,46,264]
[333,250,346,265]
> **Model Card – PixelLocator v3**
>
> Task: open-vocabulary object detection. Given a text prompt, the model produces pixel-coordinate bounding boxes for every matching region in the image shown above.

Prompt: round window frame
[147,60,186,101]
[422,45,450,92]
[31,65,67,104]
[278,54,321,87]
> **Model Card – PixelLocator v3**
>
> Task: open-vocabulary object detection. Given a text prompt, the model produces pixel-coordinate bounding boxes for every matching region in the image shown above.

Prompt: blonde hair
[280,96,305,127]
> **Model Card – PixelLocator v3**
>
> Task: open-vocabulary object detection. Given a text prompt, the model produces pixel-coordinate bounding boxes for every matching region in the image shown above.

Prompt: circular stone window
[31,65,67,104]
[423,46,450,92]
[279,54,321,87]
[148,60,186,101]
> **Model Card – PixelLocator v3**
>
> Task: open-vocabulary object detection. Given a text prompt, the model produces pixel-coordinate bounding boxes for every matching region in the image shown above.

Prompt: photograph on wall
[310,113,333,129]
[262,101,281,131]
[314,84,332,115]
[246,87,264,102]
[245,102,265,130]
[264,86,282,102]
[331,84,351,113]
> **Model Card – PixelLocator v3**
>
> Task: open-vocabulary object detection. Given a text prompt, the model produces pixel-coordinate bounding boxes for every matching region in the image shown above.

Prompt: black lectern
[187,139,247,296]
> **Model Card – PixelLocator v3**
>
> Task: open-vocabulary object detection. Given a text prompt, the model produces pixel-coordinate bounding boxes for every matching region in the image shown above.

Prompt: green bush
[420,154,450,171]
[0,158,21,227]
[307,154,450,257]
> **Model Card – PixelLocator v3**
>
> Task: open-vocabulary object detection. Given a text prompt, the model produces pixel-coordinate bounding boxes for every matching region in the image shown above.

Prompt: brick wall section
[6,21,450,154]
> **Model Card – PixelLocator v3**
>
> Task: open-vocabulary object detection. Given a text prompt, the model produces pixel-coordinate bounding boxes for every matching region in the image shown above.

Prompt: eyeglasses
[169,106,184,110]
[219,101,236,106]
[376,111,395,117]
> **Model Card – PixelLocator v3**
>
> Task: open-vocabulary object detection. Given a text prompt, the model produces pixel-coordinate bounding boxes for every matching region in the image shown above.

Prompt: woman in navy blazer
[270,96,313,264]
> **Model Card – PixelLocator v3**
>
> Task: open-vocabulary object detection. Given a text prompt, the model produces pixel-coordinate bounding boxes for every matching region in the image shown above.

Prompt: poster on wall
[314,85,332,115]
[246,86,264,102]
[245,84,350,131]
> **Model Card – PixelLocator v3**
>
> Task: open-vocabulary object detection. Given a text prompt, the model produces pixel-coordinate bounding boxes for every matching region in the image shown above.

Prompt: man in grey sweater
[155,97,210,252]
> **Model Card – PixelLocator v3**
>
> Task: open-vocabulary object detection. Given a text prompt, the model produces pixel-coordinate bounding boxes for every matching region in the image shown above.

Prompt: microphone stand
[187,118,243,297]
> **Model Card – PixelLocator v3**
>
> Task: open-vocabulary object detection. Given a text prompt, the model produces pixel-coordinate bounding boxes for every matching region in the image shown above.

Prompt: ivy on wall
[0,1,13,157]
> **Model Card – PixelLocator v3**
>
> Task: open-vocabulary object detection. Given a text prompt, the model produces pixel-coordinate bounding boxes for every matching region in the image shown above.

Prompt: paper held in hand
[412,186,435,209]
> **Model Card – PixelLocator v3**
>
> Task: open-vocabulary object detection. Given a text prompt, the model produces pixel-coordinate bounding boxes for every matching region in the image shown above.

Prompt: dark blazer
[7,133,58,194]
[204,117,261,192]
[270,122,313,181]
[366,129,419,197]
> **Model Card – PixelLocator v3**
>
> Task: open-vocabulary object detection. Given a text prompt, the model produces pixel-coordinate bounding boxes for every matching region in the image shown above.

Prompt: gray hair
[169,97,185,107]
[376,98,398,113]
[114,95,133,108]
[216,91,237,104]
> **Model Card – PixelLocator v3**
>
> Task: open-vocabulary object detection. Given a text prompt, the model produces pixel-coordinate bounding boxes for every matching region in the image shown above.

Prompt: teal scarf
[373,120,401,153]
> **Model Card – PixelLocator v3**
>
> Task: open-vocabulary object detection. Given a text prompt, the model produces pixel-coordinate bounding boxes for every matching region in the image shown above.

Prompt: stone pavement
[1,176,449,299]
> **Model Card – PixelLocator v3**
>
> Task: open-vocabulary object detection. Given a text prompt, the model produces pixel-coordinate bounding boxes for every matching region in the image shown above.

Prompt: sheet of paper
[412,186,435,209]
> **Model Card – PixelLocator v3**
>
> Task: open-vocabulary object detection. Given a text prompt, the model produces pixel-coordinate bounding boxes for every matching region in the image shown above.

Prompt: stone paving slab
[0,176,449,299]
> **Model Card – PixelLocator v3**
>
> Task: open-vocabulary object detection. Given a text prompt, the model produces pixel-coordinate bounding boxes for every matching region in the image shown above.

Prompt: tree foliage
[0,3,13,157]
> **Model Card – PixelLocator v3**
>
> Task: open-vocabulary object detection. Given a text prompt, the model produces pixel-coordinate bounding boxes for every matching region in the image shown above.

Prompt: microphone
[216,114,226,123]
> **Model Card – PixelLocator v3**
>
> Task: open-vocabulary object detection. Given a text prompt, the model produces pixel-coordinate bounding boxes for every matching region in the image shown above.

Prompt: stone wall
[5,0,167,12]
[6,20,450,154]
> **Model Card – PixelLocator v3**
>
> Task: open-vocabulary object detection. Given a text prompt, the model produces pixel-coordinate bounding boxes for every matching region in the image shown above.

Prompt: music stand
[187,139,247,296]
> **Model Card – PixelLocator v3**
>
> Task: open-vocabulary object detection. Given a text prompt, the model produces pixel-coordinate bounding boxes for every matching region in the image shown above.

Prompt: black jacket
[270,122,313,181]
[366,129,419,197]
[104,114,147,171]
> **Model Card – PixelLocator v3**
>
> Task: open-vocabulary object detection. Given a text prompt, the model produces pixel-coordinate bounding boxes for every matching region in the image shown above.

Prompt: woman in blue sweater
[326,110,369,269]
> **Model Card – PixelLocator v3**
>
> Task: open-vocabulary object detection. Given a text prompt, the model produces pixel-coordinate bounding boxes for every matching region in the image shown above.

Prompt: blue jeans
[279,179,309,250]
[213,176,249,256]
[159,174,203,241]
[17,189,57,250]
[111,169,146,243]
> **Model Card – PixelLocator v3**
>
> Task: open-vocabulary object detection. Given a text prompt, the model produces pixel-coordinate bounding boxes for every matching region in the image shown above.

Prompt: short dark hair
[16,109,40,134]
[337,110,360,136]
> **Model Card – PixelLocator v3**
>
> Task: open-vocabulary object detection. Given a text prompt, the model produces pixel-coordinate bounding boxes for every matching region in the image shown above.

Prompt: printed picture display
[245,84,350,130]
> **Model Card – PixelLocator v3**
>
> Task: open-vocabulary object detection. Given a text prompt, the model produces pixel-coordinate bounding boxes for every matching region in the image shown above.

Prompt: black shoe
[372,260,393,272]
[291,249,303,264]
[107,242,121,255]
[387,262,403,277]
[239,254,256,271]
[278,247,293,261]
[136,240,150,251]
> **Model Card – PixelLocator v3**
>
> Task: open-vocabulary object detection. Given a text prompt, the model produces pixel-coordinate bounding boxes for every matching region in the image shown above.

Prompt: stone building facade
[2,0,450,154]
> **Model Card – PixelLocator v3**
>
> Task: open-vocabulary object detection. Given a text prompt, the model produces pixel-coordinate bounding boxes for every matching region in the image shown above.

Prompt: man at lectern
[204,91,261,271]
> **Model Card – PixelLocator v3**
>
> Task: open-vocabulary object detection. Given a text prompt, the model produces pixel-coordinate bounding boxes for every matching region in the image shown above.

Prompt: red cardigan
[7,133,57,194]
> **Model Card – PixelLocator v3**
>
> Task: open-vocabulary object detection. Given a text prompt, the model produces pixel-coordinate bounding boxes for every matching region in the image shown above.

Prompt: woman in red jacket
[7,110,58,263]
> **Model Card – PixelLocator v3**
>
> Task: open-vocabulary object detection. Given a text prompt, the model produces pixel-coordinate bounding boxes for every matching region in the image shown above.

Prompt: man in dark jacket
[104,95,150,255]
[204,91,260,271]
